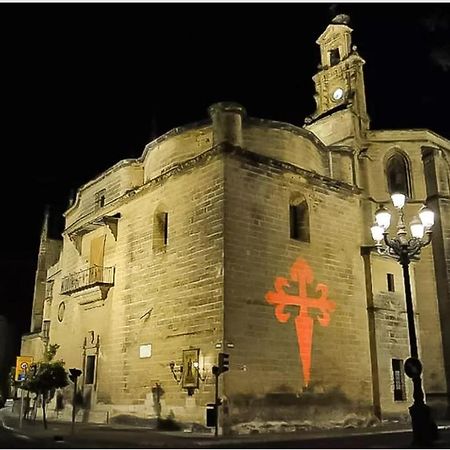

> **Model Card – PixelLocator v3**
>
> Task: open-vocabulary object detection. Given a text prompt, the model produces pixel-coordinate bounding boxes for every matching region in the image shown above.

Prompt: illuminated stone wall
[221,141,373,428]
[37,141,224,423]
[361,133,448,417]
[20,17,450,431]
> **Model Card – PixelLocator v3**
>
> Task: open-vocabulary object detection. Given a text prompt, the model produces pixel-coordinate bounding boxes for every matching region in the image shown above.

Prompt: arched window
[386,153,411,197]
[289,195,310,242]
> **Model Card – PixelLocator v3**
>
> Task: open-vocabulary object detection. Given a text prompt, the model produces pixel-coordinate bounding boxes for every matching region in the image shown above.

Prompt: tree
[22,344,68,429]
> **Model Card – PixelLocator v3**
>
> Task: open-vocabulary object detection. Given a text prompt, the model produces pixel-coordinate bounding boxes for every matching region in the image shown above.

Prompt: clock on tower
[304,14,370,144]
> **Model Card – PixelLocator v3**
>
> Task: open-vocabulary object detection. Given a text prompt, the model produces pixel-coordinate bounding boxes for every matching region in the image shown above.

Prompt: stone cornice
[226,145,360,195]
[64,143,359,235]
[64,159,142,217]
[64,119,211,218]
[64,145,222,235]
[366,129,450,150]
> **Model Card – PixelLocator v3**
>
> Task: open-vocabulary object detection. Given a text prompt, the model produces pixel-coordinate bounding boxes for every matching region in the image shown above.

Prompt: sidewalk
[2,407,450,448]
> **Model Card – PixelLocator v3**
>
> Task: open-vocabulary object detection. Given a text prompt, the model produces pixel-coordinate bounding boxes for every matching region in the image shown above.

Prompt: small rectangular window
[387,273,395,292]
[162,212,168,246]
[42,320,50,340]
[153,211,169,251]
[290,202,310,242]
[94,189,106,210]
[392,359,406,401]
[290,205,298,240]
[85,355,96,385]
[45,281,54,299]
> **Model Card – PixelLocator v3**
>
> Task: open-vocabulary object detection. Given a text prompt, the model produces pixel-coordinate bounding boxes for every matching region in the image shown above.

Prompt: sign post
[69,368,82,435]
[210,353,230,437]
[19,388,24,429]
[15,356,33,429]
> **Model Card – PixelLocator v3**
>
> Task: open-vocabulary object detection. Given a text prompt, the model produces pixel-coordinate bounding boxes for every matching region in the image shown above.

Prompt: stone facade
[21,17,450,432]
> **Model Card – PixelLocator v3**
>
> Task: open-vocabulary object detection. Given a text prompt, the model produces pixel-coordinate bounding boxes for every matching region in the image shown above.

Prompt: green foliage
[21,343,68,429]
[23,361,68,395]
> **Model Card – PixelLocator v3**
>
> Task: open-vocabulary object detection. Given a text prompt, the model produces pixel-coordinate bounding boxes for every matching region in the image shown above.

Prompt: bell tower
[305,15,370,146]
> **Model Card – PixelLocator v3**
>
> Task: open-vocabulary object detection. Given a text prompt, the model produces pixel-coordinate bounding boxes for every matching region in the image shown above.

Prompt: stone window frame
[392,358,407,402]
[94,189,106,210]
[45,280,54,299]
[384,149,412,198]
[387,273,395,292]
[42,320,51,341]
[153,204,169,251]
[289,194,310,243]
[84,354,96,385]
[329,48,341,66]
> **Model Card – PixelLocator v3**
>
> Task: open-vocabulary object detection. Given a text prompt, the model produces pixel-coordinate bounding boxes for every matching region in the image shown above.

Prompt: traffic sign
[15,356,34,381]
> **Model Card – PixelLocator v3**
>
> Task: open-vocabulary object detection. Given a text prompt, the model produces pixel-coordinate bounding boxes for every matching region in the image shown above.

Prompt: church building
[21,15,450,433]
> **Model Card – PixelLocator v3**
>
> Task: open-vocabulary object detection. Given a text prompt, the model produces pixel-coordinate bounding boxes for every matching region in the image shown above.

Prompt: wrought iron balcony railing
[61,265,115,295]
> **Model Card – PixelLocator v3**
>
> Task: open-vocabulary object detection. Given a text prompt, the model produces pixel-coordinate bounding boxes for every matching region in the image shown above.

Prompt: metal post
[19,387,24,429]
[214,370,219,437]
[401,258,437,444]
[71,376,77,435]
[401,260,418,359]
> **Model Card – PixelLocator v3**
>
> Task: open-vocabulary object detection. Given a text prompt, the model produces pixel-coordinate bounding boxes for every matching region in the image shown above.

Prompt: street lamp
[370,193,438,445]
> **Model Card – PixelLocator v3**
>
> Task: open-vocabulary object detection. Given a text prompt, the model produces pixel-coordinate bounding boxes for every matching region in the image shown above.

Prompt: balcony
[61,266,115,295]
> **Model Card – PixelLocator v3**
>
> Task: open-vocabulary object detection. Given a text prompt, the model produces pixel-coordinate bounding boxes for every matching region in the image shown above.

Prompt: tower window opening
[95,189,106,210]
[387,273,395,292]
[153,210,169,250]
[386,153,411,197]
[329,48,340,66]
[289,200,310,242]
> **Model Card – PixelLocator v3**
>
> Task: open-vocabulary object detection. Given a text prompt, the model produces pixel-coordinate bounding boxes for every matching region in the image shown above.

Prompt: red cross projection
[266,258,336,387]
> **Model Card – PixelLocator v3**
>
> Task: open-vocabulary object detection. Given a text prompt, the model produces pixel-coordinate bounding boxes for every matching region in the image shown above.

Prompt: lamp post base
[409,402,438,446]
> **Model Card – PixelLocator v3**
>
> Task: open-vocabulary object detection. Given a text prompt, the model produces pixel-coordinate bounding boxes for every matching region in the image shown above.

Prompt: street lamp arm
[406,238,426,261]
[383,232,402,256]
[421,231,432,248]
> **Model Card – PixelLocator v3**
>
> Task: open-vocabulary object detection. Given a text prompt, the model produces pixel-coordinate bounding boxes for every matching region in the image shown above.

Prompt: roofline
[367,128,450,149]
[245,117,330,155]
[64,119,211,217]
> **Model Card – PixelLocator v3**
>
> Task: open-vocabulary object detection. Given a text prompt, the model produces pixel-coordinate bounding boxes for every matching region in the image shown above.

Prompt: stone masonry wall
[102,154,224,422]
[222,147,373,427]
[369,255,411,419]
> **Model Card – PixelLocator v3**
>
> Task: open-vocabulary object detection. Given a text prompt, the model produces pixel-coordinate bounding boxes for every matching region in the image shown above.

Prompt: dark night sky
[0,2,449,355]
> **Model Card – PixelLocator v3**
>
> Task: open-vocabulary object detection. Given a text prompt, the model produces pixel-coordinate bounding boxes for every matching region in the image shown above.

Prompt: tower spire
[41,205,50,242]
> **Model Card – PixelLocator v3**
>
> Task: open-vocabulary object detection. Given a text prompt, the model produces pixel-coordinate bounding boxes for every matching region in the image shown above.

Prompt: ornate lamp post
[370,193,438,445]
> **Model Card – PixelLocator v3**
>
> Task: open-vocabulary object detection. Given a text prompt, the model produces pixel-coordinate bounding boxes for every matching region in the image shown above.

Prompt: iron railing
[61,265,115,295]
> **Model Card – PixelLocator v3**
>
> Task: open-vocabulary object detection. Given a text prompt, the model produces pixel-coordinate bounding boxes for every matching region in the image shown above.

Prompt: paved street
[2,408,450,448]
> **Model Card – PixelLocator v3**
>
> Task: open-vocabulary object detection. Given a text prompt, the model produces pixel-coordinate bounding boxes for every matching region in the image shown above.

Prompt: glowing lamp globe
[410,217,425,239]
[375,205,391,230]
[371,223,385,242]
[391,193,406,209]
[419,206,434,229]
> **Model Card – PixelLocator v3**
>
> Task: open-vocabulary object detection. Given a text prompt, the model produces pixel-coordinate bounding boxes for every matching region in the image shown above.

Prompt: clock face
[332,88,344,101]
[57,302,66,322]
